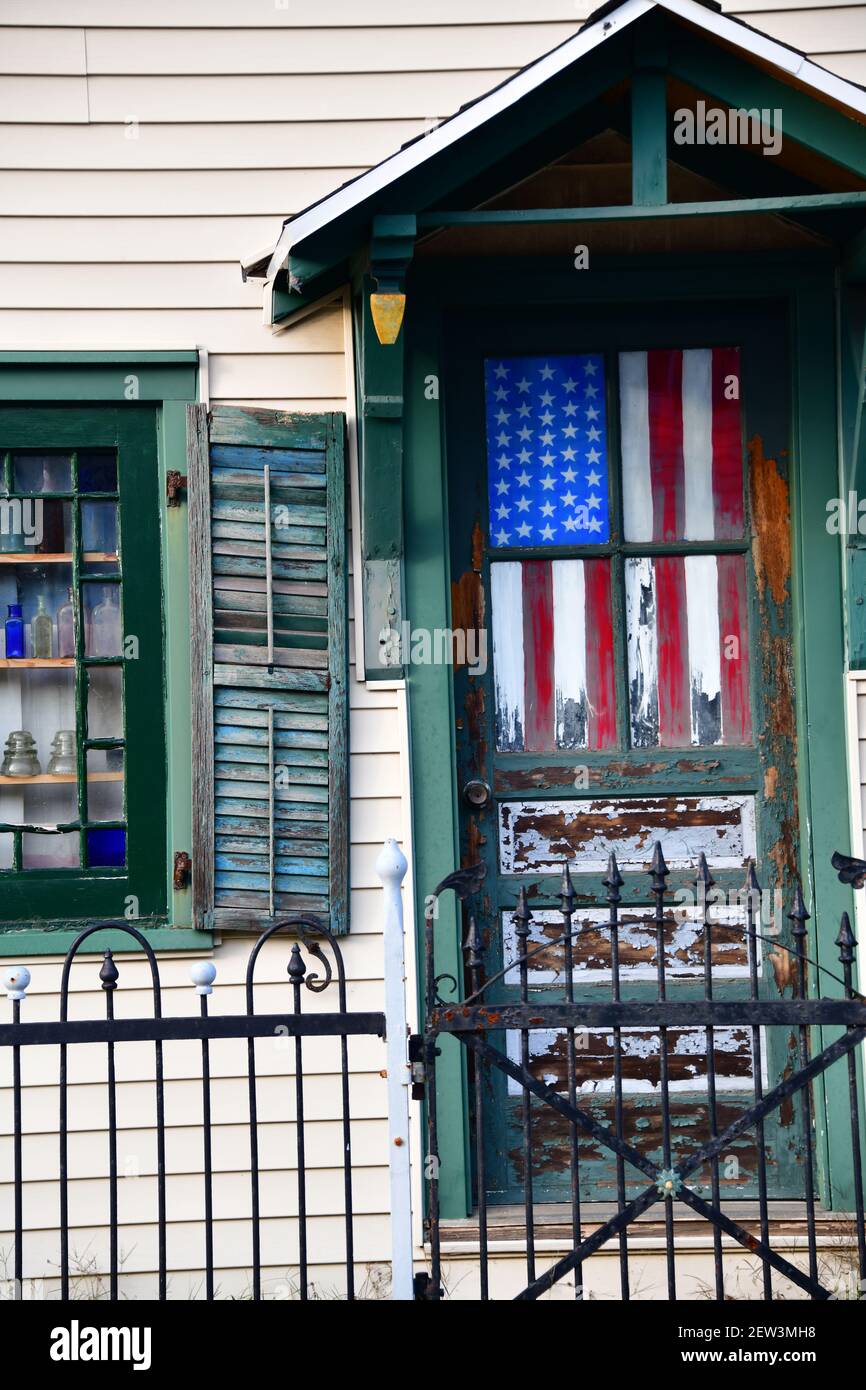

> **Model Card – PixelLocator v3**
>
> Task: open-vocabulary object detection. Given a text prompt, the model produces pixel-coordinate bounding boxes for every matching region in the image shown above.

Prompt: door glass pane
[490,557,615,752]
[22,830,79,869]
[12,453,72,493]
[484,354,610,548]
[619,347,744,542]
[87,666,123,739]
[83,582,122,657]
[86,748,124,821]
[625,553,751,747]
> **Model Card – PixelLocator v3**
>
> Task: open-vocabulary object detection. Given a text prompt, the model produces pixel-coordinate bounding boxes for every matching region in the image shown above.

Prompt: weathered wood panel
[506,1025,757,1095]
[498,794,757,873]
[501,903,754,985]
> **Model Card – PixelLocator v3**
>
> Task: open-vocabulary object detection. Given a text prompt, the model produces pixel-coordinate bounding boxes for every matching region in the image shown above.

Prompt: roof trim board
[246,0,866,286]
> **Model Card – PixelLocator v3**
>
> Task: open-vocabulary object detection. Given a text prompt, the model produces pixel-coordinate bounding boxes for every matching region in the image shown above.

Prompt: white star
[539,501,555,518]
[585,405,600,421]
[583,359,599,376]
[539,363,555,380]
[584,383,599,399]
[515,496,531,513]
[539,475,556,491]
[539,430,555,446]
[586,469,602,486]
[563,514,578,532]
[563,402,579,417]
[493,362,509,379]
[516,376,531,393]
[494,386,508,402]
[586,448,601,465]
[496,453,511,470]
[515,469,531,488]
[539,410,554,426]
[494,527,510,545]
[539,523,556,540]
[561,466,577,483]
[561,447,577,462]
[495,431,510,447]
[587,517,602,533]
[495,409,510,425]
[562,377,578,393]
[539,451,556,467]
[515,521,532,539]
[562,423,578,439]
[561,490,578,508]
[517,403,532,418]
[587,494,601,510]
[587,426,602,442]
[495,478,510,495]
[495,503,510,520]
[539,390,555,407]
[517,426,532,441]
[517,448,532,465]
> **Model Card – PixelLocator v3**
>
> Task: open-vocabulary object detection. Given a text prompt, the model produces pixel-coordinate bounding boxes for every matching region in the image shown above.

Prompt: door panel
[446,301,803,1204]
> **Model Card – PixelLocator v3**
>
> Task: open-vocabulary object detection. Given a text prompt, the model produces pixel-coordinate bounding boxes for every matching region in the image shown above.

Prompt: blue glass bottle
[5,603,24,659]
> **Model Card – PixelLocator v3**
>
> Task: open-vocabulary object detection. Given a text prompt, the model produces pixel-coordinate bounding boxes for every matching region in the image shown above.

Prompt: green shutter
[187,404,348,933]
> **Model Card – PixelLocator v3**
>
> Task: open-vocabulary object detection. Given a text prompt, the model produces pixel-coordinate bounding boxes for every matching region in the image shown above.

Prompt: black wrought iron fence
[418,847,866,1301]
[0,917,385,1301]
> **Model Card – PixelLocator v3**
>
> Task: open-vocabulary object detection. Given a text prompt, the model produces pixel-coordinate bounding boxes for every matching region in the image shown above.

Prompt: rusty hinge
[173,851,192,890]
[166,470,188,507]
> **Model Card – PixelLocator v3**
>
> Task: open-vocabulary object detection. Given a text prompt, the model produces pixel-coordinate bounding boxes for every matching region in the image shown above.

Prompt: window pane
[491,557,615,752]
[619,348,744,542]
[87,666,123,739]
[22,831,79,869]
[77,452,117,493]
[485,354,610,548]
[87,747,124,822]
[625,554,751,748]
[12,453,72,493]
[83,583,122,657]
[87,827,125,868]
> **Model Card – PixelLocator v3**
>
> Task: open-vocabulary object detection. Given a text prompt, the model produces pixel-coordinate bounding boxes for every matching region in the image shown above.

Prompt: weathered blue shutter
[188,404,348,933]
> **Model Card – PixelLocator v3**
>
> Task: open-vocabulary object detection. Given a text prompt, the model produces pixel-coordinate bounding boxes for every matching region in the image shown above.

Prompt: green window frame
[0,354,204,954]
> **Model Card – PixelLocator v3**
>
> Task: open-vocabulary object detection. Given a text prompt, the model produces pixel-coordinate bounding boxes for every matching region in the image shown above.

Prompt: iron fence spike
[788,884,810,935]
[560,862,576,914]
[836,911,856,963]
[603,850,624,894]
[99,949,119,990]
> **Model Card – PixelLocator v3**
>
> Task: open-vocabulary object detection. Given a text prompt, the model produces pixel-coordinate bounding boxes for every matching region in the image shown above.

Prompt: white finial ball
[3,966,31,1001]
[190,961,217,995]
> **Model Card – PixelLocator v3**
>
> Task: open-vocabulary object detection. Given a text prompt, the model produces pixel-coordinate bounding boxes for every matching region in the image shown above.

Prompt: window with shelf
[0,407,166,926]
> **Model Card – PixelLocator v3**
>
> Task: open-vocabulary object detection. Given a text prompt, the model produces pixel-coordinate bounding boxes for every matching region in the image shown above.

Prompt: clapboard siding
[0,0,861,1297]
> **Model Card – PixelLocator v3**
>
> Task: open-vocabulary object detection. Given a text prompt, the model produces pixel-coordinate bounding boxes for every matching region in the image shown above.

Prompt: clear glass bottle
[57,588,75,658]
[4,603,24,659]
[91,589,121,657]
[31,594,52,658]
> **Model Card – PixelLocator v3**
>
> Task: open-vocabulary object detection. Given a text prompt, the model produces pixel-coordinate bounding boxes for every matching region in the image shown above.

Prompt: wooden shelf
[0,658,74,668]
[0,771,123,785]
[0,552,116,565]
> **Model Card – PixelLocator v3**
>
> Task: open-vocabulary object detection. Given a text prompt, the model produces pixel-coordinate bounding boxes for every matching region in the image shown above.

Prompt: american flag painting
[491,558,616,752]
[619,346,750,748]
[619,347,743,541]
[484,355,609,547]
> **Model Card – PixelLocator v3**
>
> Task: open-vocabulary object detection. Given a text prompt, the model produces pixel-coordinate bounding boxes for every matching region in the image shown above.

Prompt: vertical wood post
[376,836,414,1299]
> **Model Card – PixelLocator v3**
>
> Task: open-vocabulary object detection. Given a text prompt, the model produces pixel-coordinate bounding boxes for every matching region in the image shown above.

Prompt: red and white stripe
[625,553,751,747]
[491,558,616,752]
[619,347,744,542]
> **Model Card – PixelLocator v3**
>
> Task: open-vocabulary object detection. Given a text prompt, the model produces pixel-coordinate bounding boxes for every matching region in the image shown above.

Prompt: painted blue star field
[484,354,609,547]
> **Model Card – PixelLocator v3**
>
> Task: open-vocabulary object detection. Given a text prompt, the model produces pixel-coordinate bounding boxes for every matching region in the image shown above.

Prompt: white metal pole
[376,836,414,1300]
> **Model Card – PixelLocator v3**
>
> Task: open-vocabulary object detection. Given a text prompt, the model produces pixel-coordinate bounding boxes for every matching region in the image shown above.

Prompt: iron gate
[417,847,866,1300]
[0,917,384,1301]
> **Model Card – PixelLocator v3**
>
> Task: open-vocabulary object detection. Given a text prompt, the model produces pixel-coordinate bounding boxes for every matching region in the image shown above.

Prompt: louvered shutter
[187,404,348,933]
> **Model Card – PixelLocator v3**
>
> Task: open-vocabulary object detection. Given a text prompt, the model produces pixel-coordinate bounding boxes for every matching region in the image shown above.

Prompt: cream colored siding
[0,0,864,1296]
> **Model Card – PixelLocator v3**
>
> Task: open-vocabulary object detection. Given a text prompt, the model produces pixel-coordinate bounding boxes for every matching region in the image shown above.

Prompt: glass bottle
[4,603,24,659]
[57,588,75,658]
[91,588,121,657]
[31,594,52,658]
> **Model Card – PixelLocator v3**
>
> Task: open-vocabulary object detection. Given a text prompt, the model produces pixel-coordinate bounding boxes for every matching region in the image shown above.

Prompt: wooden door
[446,301,804,1205]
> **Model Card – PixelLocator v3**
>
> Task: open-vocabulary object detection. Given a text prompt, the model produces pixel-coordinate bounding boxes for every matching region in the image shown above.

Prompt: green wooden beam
[631,21,668,207]
[668,33,866,180]
[416,191,866,228]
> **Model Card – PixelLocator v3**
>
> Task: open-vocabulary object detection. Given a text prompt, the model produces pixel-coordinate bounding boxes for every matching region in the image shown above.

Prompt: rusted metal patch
[501,904,753,985]
[498,794,757,873]
[506,1025,758,1095]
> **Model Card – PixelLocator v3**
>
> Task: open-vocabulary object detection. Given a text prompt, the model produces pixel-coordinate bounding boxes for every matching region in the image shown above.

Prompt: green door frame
[0,352,207,956]
[404,253,858,1217]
